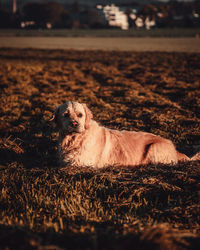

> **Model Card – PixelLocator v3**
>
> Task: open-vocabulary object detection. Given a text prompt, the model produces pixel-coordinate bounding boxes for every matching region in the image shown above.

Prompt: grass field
[0,48,200,249]
[1,28,200,52]
[0,28,200,37]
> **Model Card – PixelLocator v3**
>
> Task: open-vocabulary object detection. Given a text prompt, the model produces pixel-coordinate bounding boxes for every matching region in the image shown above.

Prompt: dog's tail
[177,146,200,162]
[191,145,200,161]
[191,152,200,161]
[177,152,190,162]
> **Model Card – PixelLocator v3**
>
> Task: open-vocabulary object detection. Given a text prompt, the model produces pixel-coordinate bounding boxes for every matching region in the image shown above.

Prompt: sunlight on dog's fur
[51,101,199,168]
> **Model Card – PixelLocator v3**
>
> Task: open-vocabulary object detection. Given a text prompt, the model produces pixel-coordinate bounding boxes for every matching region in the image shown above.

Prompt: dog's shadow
[0,114,58,169]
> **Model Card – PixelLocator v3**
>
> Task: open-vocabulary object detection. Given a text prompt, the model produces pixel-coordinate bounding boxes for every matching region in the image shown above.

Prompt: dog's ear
[83,103,93,129]
[49,106,60,125]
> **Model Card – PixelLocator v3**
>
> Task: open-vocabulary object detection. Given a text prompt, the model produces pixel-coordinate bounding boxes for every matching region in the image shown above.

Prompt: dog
[50,101,199,168]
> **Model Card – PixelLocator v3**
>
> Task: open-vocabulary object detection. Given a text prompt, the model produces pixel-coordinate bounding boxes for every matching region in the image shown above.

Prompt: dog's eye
[64,113,69,118]
[77,113,83,118]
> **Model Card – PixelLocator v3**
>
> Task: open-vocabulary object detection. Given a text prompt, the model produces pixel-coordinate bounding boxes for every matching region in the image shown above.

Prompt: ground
[0,48,200,249]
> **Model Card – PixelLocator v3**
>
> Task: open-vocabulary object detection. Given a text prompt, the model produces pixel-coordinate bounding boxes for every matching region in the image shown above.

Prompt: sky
[1,0,196,4]
[0,0,196,10]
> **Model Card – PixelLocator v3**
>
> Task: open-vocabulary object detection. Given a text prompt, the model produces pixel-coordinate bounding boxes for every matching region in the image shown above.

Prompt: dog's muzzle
[70,120,78,128]
[67,120,79,132]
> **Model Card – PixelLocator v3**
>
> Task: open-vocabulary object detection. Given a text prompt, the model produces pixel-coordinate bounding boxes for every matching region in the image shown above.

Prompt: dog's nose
[71,120,78,127]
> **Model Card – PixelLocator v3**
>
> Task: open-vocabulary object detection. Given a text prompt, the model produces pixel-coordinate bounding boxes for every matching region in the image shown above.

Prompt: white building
[145,17,156,30]
[97,4,156,30]
[135,17,144,28]
[102,4,129,30]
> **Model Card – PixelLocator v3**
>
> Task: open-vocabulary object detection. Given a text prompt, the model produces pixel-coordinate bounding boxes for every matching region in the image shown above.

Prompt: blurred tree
[61,11,71,28]
[0,9,12,28]
[22,2,47,26]
[140,4,157,20]
[80,9,105,28]
[70,1,80,29]
[22,1,69,28]
[125,8,136,29]
[71,1,80,13]
[44,2,69,27]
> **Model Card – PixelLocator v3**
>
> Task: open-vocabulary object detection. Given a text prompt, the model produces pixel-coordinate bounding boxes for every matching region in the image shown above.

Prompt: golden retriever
[51,101,199,168]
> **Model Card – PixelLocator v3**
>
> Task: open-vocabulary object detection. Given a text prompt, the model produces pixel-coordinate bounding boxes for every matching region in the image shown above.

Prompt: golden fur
[51,101,199,168]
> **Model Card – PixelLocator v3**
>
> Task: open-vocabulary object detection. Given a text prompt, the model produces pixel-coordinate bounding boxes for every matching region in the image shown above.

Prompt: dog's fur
[51,101,199,168]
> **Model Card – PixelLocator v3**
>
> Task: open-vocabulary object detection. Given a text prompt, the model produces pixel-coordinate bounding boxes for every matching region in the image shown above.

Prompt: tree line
[0,0,200,29]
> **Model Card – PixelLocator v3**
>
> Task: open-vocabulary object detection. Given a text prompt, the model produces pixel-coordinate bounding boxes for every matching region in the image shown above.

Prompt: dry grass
[0,48,200,249]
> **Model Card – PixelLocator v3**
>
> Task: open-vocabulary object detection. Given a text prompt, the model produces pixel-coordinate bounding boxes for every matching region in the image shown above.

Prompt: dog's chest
[59,135,98,167]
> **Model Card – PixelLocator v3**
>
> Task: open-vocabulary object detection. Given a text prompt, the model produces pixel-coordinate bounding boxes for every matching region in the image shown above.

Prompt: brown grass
[0,48,200,249]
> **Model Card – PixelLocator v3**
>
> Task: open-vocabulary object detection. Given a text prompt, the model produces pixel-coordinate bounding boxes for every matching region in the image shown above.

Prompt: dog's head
[50,101,93,133]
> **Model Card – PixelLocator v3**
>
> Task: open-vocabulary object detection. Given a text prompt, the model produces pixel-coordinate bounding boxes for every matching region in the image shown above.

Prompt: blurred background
[0,0,199,31]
